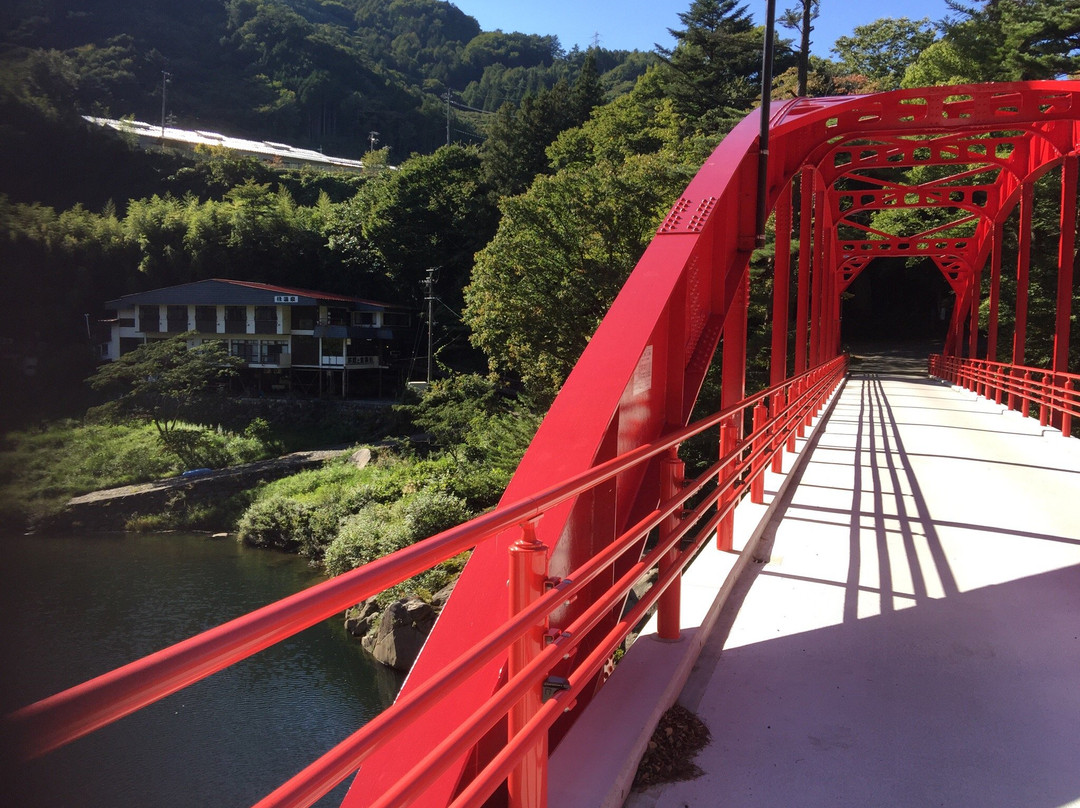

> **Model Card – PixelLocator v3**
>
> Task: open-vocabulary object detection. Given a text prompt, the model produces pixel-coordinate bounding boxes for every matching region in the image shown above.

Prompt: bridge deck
[610,373,1080,808]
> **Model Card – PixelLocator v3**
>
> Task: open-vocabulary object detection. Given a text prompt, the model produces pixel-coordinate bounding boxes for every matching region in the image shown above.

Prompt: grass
[0,418,279,528]
[0,420,174,524]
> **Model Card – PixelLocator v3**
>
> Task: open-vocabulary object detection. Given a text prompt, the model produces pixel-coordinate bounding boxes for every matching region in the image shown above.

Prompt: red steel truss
[5,82,1078,808]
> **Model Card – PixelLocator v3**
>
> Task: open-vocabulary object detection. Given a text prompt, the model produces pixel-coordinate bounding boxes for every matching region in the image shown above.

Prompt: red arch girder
[833,182,997,219]
[348,82,1080,808]
[820,133,1026,187]
[837,236,976,258]
[824,130,1077,310]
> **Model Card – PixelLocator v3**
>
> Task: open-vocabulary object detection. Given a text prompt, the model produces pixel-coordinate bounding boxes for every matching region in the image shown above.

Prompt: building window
[254,306,277,333]
[166,305,188,332]
[195,306,217,333]
[224,306,247,333]
[259,340,288,364]
[293,306,317,330]
[139,305,160,332]
[229,339,256,363]
[351,311,376,327]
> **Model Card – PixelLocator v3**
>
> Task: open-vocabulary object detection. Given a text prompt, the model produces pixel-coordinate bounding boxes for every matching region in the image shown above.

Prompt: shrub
[236,496,314,552]
[323,504,412,576]
[401,489,471,542]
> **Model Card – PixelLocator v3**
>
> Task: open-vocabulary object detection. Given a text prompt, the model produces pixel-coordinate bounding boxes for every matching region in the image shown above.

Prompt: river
[0,531,402,808]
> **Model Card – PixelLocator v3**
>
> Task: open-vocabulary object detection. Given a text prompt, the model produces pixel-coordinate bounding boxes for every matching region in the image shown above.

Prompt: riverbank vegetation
[236,374,539,587]
[0,419,273,525]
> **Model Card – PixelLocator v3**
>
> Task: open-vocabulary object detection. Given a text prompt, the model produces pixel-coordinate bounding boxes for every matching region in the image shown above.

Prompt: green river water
[1,531,401,808]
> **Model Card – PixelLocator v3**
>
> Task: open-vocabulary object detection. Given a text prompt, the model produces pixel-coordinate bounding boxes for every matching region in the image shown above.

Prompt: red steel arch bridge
[7,81,1080,808]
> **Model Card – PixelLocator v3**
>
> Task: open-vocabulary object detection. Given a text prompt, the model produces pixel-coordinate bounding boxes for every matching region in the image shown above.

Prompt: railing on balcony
[4,356,846,808]
[929,355,1078,437]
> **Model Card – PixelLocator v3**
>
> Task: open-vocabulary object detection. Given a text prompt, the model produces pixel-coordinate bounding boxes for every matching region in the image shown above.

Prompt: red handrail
[5,359,846,808]
[930,355,1079,436]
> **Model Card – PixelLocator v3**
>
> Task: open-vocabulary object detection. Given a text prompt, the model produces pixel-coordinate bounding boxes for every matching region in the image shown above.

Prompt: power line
[448,99,496,115]
[443,88,495,146]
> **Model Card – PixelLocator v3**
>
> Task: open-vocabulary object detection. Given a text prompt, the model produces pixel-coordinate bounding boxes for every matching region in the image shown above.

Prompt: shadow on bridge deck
[559,373,1080,808]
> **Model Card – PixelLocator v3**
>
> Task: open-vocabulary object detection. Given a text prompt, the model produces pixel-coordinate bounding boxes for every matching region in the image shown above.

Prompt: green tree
[481,55,606,199]
[941,0,1080,81]
[330,145,498,307]
[831,18,938,90]
[87,331,242,438]
[401,373,540,466]
[656,0,784,131]
[772,56,878,98]
[901,39,983,87]
[465,102,698,395]
[779,0,820,96]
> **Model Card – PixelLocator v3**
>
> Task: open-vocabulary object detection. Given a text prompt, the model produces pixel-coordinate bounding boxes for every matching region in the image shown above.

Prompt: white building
[104,279,414,397]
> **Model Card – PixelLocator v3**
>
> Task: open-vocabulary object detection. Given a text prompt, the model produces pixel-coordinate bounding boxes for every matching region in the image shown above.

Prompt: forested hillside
[0,0,652,158]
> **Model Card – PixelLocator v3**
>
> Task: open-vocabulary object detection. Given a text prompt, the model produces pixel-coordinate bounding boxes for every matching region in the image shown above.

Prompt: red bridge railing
[930,355,1078,437]
[6,358,846,808]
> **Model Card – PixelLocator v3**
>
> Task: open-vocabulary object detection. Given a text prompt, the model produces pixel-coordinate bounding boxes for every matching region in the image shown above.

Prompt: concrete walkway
[624,373,1080,808]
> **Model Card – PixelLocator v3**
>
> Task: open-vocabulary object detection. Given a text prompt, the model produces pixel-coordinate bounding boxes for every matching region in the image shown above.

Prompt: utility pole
[755,0,777,250]
[160,70,171,137]
[444,89,451,147]
[424,267,438,384]
[369,130,379,151]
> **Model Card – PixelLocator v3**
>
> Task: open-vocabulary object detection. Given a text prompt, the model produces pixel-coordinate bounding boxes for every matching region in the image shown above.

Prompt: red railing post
[1022,370,1033,418]
[771,390,786,473]
[786,381,798,452]
[1063,379,1075,437]
[507,520,549,808]
[657,449,685,641]
[717,418,738,551]
[802,375,814,432]
[1039,372,1051,427]
[792,378,805,439]
[751,402,768,504]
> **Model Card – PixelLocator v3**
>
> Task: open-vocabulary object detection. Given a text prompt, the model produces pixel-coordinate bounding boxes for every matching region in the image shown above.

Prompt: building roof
[83,116,368,172]
[105,279,405,310]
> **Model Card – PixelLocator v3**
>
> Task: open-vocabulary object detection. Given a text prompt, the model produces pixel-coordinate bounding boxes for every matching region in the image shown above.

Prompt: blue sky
[449,0,958,57]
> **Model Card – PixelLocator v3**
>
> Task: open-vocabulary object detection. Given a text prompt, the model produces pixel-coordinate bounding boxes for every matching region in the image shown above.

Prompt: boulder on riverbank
[361,598,436,671]
[345,581,456,672]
